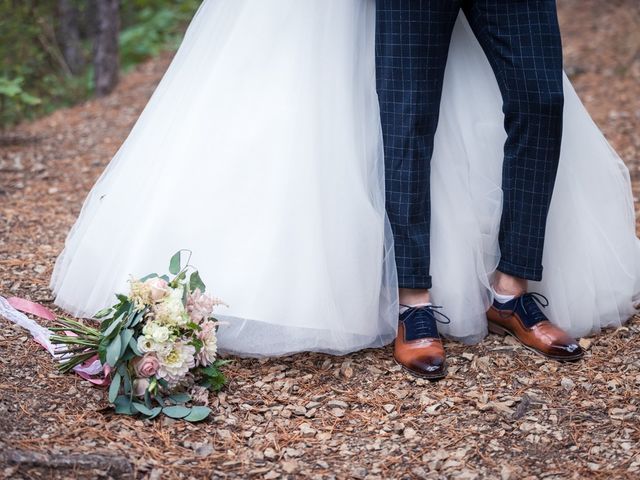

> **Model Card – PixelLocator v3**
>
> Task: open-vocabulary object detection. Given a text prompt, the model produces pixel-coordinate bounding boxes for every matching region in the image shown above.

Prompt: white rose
[151,325,170,344]
[142,321,170,344]
[137,336,155,353]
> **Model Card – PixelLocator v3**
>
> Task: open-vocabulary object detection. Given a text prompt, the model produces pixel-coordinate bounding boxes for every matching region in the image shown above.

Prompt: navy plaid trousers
[376,0,564,289]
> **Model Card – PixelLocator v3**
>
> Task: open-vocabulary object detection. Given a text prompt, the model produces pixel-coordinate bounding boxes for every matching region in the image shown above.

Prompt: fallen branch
[1,448,134,478]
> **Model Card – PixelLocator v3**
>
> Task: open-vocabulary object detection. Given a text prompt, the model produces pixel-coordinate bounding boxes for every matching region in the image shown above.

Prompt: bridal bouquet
[50,250,228,422]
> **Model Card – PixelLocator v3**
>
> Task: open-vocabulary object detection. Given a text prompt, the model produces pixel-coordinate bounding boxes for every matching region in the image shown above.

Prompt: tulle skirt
[51,0,640,356]
[432,17,640,343]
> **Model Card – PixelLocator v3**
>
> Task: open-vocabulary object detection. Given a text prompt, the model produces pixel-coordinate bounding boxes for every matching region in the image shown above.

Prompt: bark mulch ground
[1,1,639,479]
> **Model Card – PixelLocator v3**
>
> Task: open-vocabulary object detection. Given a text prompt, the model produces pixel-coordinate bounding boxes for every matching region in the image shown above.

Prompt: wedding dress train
[50,0,640,356]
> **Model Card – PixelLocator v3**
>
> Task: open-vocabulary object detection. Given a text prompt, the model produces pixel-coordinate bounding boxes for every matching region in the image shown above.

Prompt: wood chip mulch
[1,1,639,479]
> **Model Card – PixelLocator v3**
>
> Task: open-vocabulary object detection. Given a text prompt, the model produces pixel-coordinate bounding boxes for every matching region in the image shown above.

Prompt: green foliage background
[0,0,201,127]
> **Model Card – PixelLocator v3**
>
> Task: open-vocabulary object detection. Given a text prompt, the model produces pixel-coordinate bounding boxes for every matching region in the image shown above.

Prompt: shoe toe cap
[407,354,446,376]
[550,340,584,359]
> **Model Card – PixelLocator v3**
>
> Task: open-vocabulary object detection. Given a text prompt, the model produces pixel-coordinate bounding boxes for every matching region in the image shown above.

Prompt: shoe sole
[393,357,447,381]
[488,321,584,362]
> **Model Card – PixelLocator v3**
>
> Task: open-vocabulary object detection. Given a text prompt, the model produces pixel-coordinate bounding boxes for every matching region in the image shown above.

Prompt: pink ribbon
[7,296,56,321]
[7,297,112,386]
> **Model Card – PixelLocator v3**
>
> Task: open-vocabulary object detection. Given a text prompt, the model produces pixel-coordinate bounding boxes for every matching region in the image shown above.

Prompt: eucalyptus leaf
[119,329,134,357]
[162,405,191,419]
[114,395,134,415]
[121,367,132,398]
[169,392,191,404]
[102,313,123,339]
[132,402,155,416]
[98,342,107,365]
[121,350,137,362]
[144,389,153,409]
[148,407,163,420]
[189,271,206,293]
[108,372,122,403]
[106,334,122,367]
[94,307,112,319]
[184,406,211,423]
[129,336,142,356]
[128,311,145,329]
[182,284,188,306]
[169,251,182,275]
[139,273,159,282]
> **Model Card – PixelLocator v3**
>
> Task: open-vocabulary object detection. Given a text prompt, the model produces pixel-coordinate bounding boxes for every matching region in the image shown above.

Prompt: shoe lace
[500,292,549,323]
[400,304,452,325]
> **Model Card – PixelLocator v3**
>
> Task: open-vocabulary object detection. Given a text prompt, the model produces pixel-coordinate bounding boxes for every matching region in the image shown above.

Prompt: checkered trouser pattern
[376,0,564,289]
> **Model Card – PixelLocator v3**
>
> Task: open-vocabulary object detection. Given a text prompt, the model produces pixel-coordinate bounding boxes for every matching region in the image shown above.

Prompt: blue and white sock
[399,302,431,315]
[492,288,516,305]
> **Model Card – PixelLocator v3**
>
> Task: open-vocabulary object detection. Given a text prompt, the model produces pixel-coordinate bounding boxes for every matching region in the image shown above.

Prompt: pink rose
[145,277,169,302]
[133,378,150,397]
[132,354,160,378]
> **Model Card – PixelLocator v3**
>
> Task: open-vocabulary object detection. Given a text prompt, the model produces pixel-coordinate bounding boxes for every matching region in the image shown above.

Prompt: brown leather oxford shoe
[393,305,449,380]
[487,292,584,361]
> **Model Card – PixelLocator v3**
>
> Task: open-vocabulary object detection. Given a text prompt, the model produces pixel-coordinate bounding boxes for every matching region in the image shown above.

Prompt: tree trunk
[57,0,85,75]
[93,0,120,97]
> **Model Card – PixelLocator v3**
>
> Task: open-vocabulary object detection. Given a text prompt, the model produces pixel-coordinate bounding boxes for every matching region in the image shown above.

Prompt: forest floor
[1,1,640,479]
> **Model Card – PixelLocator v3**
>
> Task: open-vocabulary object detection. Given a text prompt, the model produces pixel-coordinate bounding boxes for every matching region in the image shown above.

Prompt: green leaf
[144,389,153,409]
[200,369,227,392]
[213,359,232,368]
[169,392,191,404]
[19,91,41,105]
[98,341,107,365]
[132,402,154,416]
[190,338,203,352]
[106,334,123,367]
[139,273,159,282]
[127,310,145,328]
[119,329,134,357]
[182,283,188,306]
[121,350,137,362]
[102,313,123,339]
[148,376,158,394]
[184,406,211,423]
[120,365,132,398]
[162,405,191,419]
[129,336,142,356]
[169,251,182,275]
[116,293,129,302]
[94,307,112,319]
[0,78,22,97]
[109,372,122,403]
[114,395,134,415]
[148,406,163,420]
[189,271,206,293]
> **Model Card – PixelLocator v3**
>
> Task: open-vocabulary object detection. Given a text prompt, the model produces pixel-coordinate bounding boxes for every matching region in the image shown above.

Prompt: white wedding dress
[50,0,640,356]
